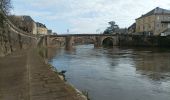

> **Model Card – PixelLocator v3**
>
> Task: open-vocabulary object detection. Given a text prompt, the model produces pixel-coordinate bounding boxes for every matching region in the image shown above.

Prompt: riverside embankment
[0,11,37,57]
[119,35,170,47]
[0,11,86,100]
[0,49,87,100]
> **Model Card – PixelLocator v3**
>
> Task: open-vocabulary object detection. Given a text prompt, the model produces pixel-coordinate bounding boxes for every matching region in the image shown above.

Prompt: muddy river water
[49,44,170,100]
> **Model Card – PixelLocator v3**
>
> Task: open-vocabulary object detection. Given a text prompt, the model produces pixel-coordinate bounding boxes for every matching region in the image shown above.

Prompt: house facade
[136,7,170,36]
[128,23,136,34]
[36,22,48,35]
[47,30,52,35]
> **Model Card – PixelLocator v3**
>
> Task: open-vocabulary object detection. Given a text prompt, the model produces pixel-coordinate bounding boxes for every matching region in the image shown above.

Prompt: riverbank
[119,35,170,47]
[0,48,87,100]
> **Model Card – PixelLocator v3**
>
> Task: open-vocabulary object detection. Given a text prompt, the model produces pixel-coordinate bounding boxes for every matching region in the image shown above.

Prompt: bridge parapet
[49,33,117,37]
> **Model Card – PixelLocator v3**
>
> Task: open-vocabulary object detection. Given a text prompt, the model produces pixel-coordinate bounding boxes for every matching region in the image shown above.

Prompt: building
[47,30,52,35]
[118,28,128,34]
[136,7,170,36]
[36,22,48,35]
[8,15,37,34]
[53,32,57,35]
[128,23,136,34]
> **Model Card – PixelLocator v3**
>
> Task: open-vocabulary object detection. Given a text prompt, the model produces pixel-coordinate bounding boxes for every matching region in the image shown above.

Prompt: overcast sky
[12,0,170,34]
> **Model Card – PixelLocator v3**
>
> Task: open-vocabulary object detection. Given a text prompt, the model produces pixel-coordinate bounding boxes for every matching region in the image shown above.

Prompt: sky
[11,0,170,34]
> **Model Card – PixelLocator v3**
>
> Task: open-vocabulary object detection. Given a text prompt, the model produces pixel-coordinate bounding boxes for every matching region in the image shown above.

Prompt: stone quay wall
[0,13,37,57]
[119,35,170,47]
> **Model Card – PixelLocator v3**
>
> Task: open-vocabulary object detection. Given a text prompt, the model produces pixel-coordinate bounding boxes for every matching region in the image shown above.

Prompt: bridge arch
[51,38,65,47]
[73,36,96,45]
[102,37,114,47]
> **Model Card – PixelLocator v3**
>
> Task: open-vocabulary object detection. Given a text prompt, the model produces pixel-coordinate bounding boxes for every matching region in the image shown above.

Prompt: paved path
[0,49,86,100]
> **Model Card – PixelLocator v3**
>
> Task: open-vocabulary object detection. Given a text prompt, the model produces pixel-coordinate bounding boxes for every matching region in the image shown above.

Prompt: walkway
[0,49,86,100]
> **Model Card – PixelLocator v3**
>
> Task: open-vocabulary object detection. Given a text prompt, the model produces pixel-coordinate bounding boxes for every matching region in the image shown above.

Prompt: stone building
[128,23,136,34]
[36,22,48,35]
[8,15,37,34]
[118,28,128,34]
[136,7,170,36]
[47,30,52,35]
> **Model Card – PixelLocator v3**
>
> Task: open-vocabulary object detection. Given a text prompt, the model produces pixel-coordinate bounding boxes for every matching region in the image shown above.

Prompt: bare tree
[0,0,12,14]
[0,0,12,26]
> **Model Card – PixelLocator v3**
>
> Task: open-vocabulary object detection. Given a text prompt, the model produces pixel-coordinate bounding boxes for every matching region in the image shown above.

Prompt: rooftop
[36,22,46,28]
[137,7,170,19]
[128,23,136,30]
[22,16,34,22]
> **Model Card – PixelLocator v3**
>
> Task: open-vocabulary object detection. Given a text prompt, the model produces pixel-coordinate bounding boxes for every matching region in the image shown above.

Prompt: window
[168,24,170,28]
[168,17,170,20]
[157,16,160,21]
[149,24,151,29]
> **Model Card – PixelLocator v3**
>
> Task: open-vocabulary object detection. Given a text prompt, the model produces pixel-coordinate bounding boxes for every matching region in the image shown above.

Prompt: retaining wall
[119,35,170,47]
[0,13,37,57]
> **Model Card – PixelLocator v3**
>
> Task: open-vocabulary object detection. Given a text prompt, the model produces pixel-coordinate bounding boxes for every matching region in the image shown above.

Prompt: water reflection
[134,50,170,81]
[48,45,170,100]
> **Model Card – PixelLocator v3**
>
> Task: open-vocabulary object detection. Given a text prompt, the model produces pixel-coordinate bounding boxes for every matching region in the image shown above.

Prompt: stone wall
[0,15,37,57]
[136,14,170,36]
[119,35,170,47]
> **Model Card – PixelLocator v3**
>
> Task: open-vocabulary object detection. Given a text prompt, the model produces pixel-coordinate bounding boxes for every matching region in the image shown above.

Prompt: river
[48,44,170,100]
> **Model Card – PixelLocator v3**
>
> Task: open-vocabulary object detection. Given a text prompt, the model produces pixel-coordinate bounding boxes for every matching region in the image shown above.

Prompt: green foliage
[104,21,119,34]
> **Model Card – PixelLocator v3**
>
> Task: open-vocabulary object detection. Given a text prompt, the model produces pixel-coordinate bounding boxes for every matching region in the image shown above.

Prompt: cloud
[12,0,170,34]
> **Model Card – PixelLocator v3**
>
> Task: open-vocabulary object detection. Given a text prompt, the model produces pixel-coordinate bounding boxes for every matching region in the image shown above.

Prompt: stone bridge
[44,34,119,50]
